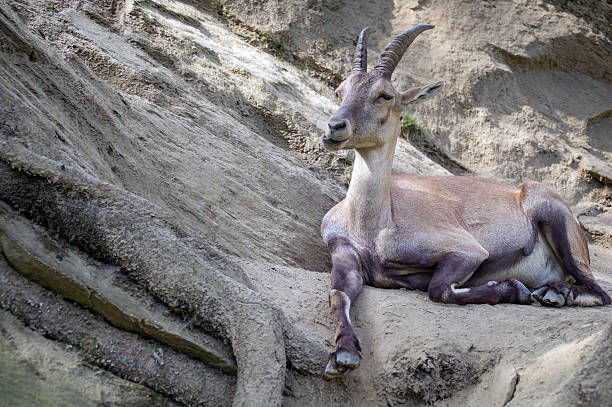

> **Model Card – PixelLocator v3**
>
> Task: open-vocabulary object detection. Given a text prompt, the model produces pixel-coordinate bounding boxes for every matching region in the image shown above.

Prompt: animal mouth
[322,134,350,150]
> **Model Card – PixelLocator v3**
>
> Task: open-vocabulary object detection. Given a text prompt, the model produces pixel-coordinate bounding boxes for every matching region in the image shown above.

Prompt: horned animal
[321,25,611,377]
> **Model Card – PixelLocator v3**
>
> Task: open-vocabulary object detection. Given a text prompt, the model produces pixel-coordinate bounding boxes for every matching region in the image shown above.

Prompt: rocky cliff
[0,0,610,406]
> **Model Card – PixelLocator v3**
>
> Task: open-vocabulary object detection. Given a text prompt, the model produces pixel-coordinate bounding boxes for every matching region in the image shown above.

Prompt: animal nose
[328,119,348,133]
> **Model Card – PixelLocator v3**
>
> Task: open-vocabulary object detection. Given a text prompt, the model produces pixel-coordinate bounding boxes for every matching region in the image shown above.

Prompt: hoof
[532,283,610,307]
[532,286,565,307]
[324,350,360,378]
[336,350,360,368]
[542,290,565,307]
[531,286,547,301]
[324,356,346,377]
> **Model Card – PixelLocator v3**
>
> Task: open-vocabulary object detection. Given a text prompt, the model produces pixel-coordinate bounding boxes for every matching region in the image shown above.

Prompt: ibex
[321,25,611,376]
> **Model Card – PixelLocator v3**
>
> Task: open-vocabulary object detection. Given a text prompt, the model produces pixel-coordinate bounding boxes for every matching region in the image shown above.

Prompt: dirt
[0,0,611,406]
[242,252,612,406]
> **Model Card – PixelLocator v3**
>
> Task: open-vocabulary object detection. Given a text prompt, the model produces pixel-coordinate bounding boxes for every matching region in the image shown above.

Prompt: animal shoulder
[321,201,350,243]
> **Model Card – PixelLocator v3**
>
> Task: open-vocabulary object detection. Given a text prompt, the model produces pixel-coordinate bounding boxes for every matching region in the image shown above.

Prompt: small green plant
[46,4,56,10]
[400,109,425,140]
[271,36,287,58]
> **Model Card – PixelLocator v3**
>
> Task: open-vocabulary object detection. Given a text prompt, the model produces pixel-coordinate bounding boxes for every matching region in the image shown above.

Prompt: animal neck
[345,126,399,239]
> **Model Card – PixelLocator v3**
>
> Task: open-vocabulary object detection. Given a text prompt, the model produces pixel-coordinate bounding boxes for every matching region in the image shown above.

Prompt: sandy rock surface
[0,0,611,406]
[0,310,181,407]
[221,0,611,205]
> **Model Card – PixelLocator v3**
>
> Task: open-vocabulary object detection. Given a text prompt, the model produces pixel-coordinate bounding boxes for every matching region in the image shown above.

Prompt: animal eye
[335,91,340,99]
[379,93,393,101]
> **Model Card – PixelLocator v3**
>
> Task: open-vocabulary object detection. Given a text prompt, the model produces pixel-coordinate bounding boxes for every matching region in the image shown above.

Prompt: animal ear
[399,81,445,107]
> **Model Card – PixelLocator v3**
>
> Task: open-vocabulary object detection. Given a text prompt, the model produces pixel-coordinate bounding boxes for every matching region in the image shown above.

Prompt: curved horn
[352,27,375,73]
[374,24,434,77]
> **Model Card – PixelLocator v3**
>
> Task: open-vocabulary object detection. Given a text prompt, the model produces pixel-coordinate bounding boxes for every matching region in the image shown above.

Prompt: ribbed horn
[351,27,375,73]
[374,24,434,77]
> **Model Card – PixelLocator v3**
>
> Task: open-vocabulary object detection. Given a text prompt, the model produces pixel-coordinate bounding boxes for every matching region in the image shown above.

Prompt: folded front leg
[428,242,532,305]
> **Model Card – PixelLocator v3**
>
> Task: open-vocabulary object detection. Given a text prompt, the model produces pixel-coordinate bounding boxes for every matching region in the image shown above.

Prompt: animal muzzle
[322,118,352,150]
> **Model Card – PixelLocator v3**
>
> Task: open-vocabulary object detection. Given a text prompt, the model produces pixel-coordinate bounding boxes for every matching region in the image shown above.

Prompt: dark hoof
[324,350,360,377]
[542,290,565,307]
[325,353,348,377]
[530,286,547,302]
[531,286,565,307]
[336,350,360,368]
[532,283,610,307]
[599,291,611,306]
[324,356,346,377]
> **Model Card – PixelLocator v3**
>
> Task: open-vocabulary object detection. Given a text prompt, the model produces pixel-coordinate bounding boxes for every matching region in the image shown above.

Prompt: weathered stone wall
[0,0,610,406]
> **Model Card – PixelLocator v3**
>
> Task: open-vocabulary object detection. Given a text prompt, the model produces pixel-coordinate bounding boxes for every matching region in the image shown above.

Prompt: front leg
[325,243,363,377]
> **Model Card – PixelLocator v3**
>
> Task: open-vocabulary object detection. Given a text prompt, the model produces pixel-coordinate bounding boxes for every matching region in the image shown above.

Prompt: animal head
[323,25,445,151]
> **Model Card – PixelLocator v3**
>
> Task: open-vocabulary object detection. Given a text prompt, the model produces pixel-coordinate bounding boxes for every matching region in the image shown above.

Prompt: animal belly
[385,265,432,276]
[467,230,569,289]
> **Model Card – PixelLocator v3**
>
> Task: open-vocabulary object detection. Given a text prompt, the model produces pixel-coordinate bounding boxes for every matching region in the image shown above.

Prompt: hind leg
[521,181,610,305]
[532,281,608,307]
[427,236,534,305]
